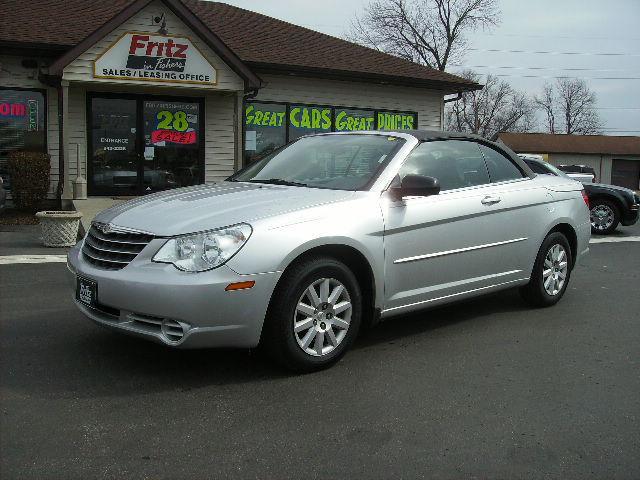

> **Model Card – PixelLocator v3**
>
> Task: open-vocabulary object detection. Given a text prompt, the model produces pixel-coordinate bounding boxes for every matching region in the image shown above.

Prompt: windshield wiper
[248,178,309,187]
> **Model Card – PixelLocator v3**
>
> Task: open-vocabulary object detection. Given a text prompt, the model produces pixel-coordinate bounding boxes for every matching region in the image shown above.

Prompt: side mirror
[392,174,440,198]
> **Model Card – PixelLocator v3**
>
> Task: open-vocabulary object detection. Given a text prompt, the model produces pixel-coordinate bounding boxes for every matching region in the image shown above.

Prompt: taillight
[581,190,589,209]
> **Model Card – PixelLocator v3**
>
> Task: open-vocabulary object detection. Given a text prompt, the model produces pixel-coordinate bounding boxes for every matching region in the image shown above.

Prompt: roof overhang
[249,62,482,93]
[46,0,262,90]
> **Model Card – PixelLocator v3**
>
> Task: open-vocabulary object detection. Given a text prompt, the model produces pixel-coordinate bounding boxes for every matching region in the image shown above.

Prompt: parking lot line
[0,255,68,265]
[590,236,640,244]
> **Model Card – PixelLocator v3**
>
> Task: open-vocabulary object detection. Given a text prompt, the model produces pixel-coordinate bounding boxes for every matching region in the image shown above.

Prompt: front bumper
[621,203,639,226]
[67,240,281,348]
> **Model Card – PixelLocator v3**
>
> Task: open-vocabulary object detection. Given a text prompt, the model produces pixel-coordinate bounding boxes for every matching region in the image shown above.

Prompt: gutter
[443,92,463,103]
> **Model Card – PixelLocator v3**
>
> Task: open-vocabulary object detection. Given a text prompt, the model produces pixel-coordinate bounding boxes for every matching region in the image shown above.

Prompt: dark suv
[523,158,639,234]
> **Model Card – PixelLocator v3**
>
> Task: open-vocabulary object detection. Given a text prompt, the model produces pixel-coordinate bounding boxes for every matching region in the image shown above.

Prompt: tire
[261,256,362,372]
[520,232,573,308]
[590,199,620,234]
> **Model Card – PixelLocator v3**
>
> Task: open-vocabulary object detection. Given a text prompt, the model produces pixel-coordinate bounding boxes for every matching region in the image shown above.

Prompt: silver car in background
[67,131,590,371]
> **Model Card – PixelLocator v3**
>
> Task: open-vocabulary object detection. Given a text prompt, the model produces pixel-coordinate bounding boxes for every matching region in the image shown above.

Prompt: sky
[218,0,640,136]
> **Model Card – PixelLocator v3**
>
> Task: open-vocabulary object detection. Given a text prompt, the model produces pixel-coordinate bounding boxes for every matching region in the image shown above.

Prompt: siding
[205,92,237,183]
[0,55,59,199]
[254,74,444,130]
[62,0,243,92]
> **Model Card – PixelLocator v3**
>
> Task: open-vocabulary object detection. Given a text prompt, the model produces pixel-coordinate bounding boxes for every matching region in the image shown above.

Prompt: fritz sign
[94,32,217,85]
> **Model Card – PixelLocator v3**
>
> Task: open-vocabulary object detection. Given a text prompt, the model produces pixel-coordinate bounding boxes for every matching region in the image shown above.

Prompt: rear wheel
[262,256,362,372]
[520,232,572,307]
[590,199,620,234]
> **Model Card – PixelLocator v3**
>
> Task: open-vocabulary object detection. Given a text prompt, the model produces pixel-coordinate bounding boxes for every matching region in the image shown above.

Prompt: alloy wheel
[543,244,568,296]
[590,204,614,232]
[293,277,352,356]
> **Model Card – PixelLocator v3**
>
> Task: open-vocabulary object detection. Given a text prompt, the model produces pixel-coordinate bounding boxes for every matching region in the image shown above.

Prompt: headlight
[152,223,252,272]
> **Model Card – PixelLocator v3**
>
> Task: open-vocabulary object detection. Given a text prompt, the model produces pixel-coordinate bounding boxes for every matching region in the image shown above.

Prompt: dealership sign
[94,32,217,85]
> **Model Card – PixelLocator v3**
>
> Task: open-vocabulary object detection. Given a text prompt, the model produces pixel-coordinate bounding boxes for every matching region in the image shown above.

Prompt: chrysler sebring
[67,131,590,371]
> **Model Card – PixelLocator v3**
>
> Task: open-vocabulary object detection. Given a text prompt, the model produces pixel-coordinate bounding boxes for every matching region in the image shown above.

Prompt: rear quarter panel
[533,176,591,273]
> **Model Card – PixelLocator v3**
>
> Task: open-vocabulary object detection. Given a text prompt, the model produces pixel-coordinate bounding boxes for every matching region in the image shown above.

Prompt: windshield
[229,134,406,190]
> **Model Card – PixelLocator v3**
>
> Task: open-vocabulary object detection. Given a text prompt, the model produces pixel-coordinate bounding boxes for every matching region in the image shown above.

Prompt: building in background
[498,133,640,191]
[0,0,479,205]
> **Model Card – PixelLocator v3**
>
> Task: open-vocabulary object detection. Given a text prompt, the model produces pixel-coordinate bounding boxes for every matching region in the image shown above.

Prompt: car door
[478,144,553,276]
[382,139,525,314]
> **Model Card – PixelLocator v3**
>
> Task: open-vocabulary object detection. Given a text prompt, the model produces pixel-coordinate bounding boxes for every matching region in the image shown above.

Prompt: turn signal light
[581,190,589,209]
[225,281,255,291]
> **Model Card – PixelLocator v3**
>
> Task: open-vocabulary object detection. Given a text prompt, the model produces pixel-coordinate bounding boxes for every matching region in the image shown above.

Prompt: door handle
[481,195,501,205]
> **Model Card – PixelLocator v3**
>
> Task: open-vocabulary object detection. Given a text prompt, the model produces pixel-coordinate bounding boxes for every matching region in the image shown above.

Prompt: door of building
[88,94,204,196]
[611,159,640,191]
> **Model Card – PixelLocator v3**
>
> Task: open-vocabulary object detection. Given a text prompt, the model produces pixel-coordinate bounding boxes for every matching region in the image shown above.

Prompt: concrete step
[72,197,127,235]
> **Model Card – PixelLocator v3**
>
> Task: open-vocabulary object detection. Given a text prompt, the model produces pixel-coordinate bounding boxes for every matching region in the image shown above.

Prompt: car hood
[93,182,355,236]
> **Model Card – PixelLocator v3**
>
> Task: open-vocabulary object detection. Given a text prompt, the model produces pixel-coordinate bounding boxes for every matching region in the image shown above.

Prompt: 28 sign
[156,110,189,132]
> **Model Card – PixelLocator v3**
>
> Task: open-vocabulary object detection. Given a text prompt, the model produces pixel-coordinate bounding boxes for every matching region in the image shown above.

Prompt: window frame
[0,86,48,190]
[0,86,48,150]
[477,142,529,185]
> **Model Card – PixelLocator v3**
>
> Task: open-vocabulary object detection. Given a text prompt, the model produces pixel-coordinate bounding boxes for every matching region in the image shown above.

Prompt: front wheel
[261,256,362,372]
[520,232,573,307]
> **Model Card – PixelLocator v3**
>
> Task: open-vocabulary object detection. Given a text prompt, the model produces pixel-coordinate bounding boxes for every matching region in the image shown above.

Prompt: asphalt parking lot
[1,224,639,479]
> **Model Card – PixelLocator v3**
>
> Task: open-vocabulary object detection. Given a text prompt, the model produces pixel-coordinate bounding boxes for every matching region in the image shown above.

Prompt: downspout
[38,73,64,209]
[56,85,64,209]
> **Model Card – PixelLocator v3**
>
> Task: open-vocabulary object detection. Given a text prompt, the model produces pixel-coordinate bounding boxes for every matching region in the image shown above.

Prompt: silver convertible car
[68,131,591,371]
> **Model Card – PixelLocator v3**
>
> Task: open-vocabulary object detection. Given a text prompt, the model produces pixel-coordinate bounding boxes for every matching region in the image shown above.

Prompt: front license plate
[76,276,97,307]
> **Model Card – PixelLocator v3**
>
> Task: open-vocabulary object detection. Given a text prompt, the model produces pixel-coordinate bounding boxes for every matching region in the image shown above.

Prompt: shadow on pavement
[2,287,529,399]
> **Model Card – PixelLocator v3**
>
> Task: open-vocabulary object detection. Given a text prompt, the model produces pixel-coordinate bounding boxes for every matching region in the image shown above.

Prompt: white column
[61,80,73,200]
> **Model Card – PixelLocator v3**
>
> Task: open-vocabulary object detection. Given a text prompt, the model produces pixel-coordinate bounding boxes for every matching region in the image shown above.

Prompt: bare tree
[349,0,500,71]
[534,78,602,134]
[445,71,535,140]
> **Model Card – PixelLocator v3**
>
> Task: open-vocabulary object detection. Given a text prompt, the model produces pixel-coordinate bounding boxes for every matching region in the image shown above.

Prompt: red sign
[0,102,26,117]
[129,34,188,59]
[151,130,197,145]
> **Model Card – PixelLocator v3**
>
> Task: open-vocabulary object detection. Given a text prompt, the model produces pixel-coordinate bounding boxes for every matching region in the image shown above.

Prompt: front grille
[82,224,153,270]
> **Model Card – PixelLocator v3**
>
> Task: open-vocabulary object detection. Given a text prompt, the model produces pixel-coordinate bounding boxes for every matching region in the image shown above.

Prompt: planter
[35,211,83,247]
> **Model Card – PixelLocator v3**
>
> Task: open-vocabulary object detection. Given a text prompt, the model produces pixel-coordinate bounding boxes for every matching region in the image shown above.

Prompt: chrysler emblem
[95,223,112,234]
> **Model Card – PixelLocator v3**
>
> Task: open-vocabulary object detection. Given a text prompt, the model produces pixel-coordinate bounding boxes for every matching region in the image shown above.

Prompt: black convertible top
[400,130,536,179]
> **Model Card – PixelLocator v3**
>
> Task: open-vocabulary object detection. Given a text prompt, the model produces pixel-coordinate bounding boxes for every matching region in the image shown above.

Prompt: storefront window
[376,111,417,131]
[288,104,332,141]
[143,100,201,189]
[334,108,375,132]
[0,88,46,185]
[89,96,203,196]
[243,101,418,164]
[244,102,286,163]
